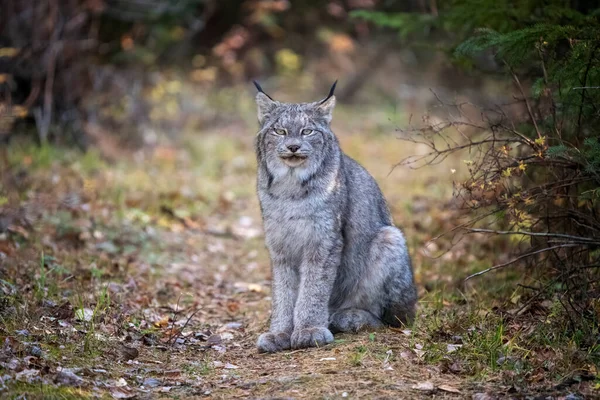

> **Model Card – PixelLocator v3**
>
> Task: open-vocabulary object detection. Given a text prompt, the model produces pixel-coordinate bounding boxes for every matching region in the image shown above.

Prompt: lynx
[254,82,417,353]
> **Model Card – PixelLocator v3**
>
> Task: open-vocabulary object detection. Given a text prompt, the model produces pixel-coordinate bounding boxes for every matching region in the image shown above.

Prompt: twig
[167,293,182,346]
[465,244,579,281]
[537,44,560,139]
[505,61,543,140]
[576,45,598,138]
[167,308,200,347]
[467,228,600,244]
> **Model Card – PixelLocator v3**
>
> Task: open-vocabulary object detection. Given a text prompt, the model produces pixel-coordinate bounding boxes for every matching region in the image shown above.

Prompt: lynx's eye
[274,128,287,136]
[301,129,314,136]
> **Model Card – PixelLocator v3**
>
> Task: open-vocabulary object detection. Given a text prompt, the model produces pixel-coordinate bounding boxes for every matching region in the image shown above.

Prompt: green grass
[2,382,96,400]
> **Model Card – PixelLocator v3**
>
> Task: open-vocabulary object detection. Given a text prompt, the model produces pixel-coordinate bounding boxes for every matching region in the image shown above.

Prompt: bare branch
[467,228,600,244]
[465,244,579,281]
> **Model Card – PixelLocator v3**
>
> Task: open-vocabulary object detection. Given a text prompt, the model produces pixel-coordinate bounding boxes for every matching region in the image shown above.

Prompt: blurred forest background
[1,0,600,398]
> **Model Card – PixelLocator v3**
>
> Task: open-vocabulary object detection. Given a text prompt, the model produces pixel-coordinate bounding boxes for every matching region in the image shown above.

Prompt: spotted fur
[254,88,417,353]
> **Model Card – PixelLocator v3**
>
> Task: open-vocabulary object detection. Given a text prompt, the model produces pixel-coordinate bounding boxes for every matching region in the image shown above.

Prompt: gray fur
[254,89,417,353]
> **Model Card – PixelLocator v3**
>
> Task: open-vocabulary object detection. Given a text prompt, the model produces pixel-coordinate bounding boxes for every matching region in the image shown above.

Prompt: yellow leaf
[535,136,546,146]
[502,167,513,177]
[12,105,28,118]
[518,161,527,171]
[154,315,169,328]
[0,48,20,58]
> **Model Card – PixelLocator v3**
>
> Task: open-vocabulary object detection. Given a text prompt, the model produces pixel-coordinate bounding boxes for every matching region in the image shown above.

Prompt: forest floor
[0,93,598,399]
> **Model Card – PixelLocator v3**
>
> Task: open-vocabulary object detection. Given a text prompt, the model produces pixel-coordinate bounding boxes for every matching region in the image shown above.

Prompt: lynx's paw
[329,308,382,333]
[291,327,334,349]
[257,332,291,353]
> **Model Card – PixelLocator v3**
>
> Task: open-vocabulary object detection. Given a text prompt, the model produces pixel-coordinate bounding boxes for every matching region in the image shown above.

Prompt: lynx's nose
[287,144,300,153]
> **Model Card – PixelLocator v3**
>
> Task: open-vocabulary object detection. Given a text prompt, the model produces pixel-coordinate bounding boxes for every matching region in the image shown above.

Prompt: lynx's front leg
[291,240,341,349]
[257,257,298,353]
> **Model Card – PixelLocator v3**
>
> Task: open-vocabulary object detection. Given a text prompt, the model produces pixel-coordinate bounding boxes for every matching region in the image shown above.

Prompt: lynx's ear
[316,81,337,123]
[254,81,278,124]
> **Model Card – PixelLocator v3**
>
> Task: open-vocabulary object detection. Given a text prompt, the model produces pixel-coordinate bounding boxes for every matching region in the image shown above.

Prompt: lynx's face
[263,105,329,168]
[255,87,336,175]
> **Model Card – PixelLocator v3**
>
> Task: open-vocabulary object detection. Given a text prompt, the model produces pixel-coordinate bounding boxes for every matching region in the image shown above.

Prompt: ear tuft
[253,80,274,100]
[319,80,337,105]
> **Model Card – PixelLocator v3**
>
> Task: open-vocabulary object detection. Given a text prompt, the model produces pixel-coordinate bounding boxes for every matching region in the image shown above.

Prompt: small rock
[449,362,463,373]
[207,334,222,346]
[564,394,583,400]
[29,346,42,357]
[143,377,162,388]
[55,369,84,386]
[223,322,242,330]
[472,393,494,400]
[120,345,139,361]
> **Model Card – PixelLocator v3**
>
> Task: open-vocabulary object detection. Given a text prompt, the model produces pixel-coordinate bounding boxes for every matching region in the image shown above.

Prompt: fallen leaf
[75,308,94,322]
[412,381,435,391]
[15,369,39,382]
[438,384,461,394]
[114,377,128,387]
[55,368,84,386]
[154,315,169,328]
[446,344,462,353]
[111,388,136,399]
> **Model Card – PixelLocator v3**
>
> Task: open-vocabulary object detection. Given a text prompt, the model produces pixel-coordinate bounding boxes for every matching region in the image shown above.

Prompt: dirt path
[2,101,595,399]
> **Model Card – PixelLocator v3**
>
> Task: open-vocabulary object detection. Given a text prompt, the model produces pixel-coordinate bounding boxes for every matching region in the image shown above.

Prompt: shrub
[356,1,600,336]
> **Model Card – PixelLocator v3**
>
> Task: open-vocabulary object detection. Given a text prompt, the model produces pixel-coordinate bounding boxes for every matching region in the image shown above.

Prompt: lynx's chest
[258,176,342,259]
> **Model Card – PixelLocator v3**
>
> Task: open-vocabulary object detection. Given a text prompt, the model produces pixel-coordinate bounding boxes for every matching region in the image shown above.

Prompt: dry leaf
[438,384,461,394]
[412,381,435,391]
